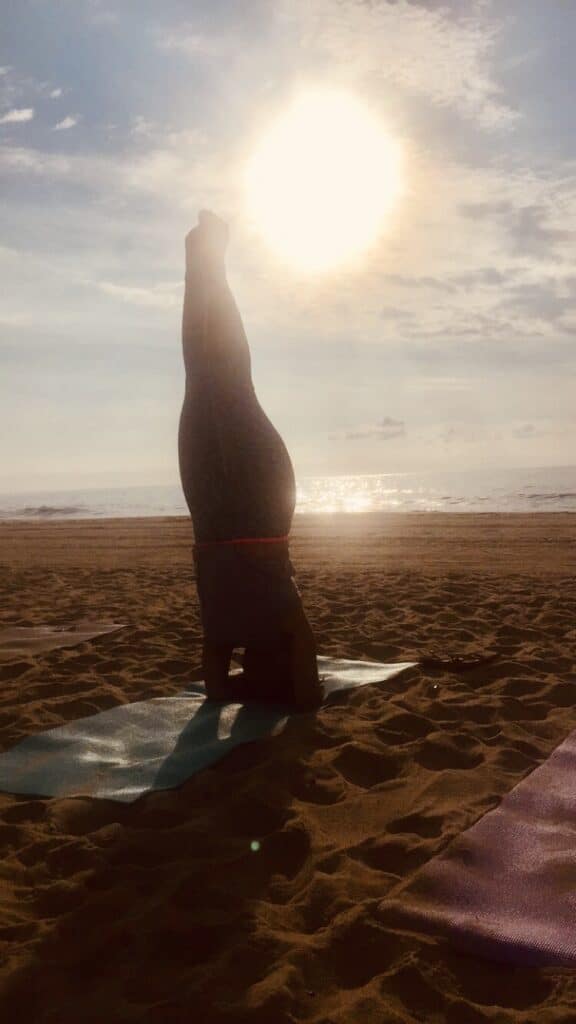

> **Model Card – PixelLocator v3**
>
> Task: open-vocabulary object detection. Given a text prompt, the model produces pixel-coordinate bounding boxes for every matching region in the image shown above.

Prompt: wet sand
[1,513,576,1022]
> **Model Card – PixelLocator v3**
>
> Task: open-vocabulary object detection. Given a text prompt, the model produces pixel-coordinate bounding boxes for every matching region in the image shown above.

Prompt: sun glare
[244,88,403,273]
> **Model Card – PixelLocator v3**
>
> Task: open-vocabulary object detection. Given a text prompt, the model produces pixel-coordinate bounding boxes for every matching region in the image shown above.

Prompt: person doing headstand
[178,210,323,710]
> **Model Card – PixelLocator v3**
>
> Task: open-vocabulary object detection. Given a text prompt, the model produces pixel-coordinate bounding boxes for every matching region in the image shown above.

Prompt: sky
[1,0,575,492]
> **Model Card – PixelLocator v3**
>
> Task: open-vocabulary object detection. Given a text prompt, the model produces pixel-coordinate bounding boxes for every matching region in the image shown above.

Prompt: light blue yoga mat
[0,622,126,659]
[0,657,415,803]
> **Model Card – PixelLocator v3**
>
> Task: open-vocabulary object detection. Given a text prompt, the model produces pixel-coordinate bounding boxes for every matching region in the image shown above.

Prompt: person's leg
[181,210,253,398]
[180,212,253,694]
[179,210,254,533]
[180,211,321,703]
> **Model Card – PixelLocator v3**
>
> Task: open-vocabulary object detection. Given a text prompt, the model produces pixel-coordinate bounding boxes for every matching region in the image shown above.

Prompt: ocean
[1,465,576,520]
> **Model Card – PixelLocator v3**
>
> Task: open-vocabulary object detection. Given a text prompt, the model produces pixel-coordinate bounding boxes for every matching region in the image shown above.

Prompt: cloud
[514,423,537,439]
[0,129,223,227]
[380,305,416,320]
[461,200,576,258]
[0,107,34,125]
[331,416,406,441]
[278,0,518,130]
[450,267,507,287]
[49,87,63,99]
[382,273,455,293]
[97,280,180,310]
[408,377,474,393]
[85,1,119,27]
[0,145,72,175]
[157,29,235,59]
[499,280,574,325]
[130,115,154,137]
[509,204,575,257]
[53,115,79,131]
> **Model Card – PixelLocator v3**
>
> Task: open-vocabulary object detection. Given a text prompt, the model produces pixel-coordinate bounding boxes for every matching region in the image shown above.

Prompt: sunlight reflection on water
[297,475,426,514]
[1,467,576,519]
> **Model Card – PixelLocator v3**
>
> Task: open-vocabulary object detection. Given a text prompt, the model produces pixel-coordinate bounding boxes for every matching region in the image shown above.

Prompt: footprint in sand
[64,653,103,670]
[393,964,446,1016]
[324,914,399,989]
[349,835,432,875]
[4,800,47,824]
[35,880,88,916]
[445,954,553,1009]
[545,681,576,706]
[494,746,539,772]
[387,811,444,838]
[52,699,102,719]
[459,703,496,725]
[0,921,39,942]
[501,699,549,721]
[415,733,483,771]
[0,822,25,846]
[377,711,433,743]
[332,744,406,788]
[0,660,32,681]
[45,841,102,875]
[292,769,345,805]
[501,677,542,698]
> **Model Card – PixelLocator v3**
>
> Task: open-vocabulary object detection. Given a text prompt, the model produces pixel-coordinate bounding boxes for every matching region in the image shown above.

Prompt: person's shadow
[151,671,295,794]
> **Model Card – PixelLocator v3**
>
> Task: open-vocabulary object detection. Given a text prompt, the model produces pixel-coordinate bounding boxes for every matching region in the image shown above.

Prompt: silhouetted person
[178,210,322,710]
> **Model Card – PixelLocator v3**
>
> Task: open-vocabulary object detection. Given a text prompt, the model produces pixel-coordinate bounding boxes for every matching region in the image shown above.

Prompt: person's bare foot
[198,209,229,257]
[185,210,229,275]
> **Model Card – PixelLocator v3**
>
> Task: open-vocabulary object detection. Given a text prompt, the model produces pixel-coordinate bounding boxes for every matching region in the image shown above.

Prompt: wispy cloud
[85,1,119,27]
[331,417,406,441]
[462,200,576,259]
[53,115,79,131]
[0,107,34,125]
[0,145,72,175]
[49,87,63,99]
[157,29,234,59]
[514,423,537,439]
[278,0,518,130]
[408,377,474,393]
[97,280,180,309]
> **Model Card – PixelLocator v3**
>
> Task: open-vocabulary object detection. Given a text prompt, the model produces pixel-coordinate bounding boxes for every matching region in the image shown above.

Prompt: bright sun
[244,88,403,273]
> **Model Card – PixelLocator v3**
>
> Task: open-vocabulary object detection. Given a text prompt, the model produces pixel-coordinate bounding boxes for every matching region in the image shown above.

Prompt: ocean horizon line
[1,466,576,519]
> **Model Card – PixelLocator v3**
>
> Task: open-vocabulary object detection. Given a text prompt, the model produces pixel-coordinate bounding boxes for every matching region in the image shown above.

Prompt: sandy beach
[1,512,576,1022]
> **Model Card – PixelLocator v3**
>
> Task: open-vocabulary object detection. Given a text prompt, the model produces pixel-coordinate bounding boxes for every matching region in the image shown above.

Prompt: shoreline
[1,512,575,573]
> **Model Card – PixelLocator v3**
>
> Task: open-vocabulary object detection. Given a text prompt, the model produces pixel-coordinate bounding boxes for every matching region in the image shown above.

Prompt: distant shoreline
[2,512,575,575]
[3,508,576,522]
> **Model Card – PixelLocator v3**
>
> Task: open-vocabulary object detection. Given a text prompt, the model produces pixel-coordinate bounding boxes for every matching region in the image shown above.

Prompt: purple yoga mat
[378,729,576,967]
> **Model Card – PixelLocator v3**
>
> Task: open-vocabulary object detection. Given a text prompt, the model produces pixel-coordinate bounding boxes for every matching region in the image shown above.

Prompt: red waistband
[193,534,289,550]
